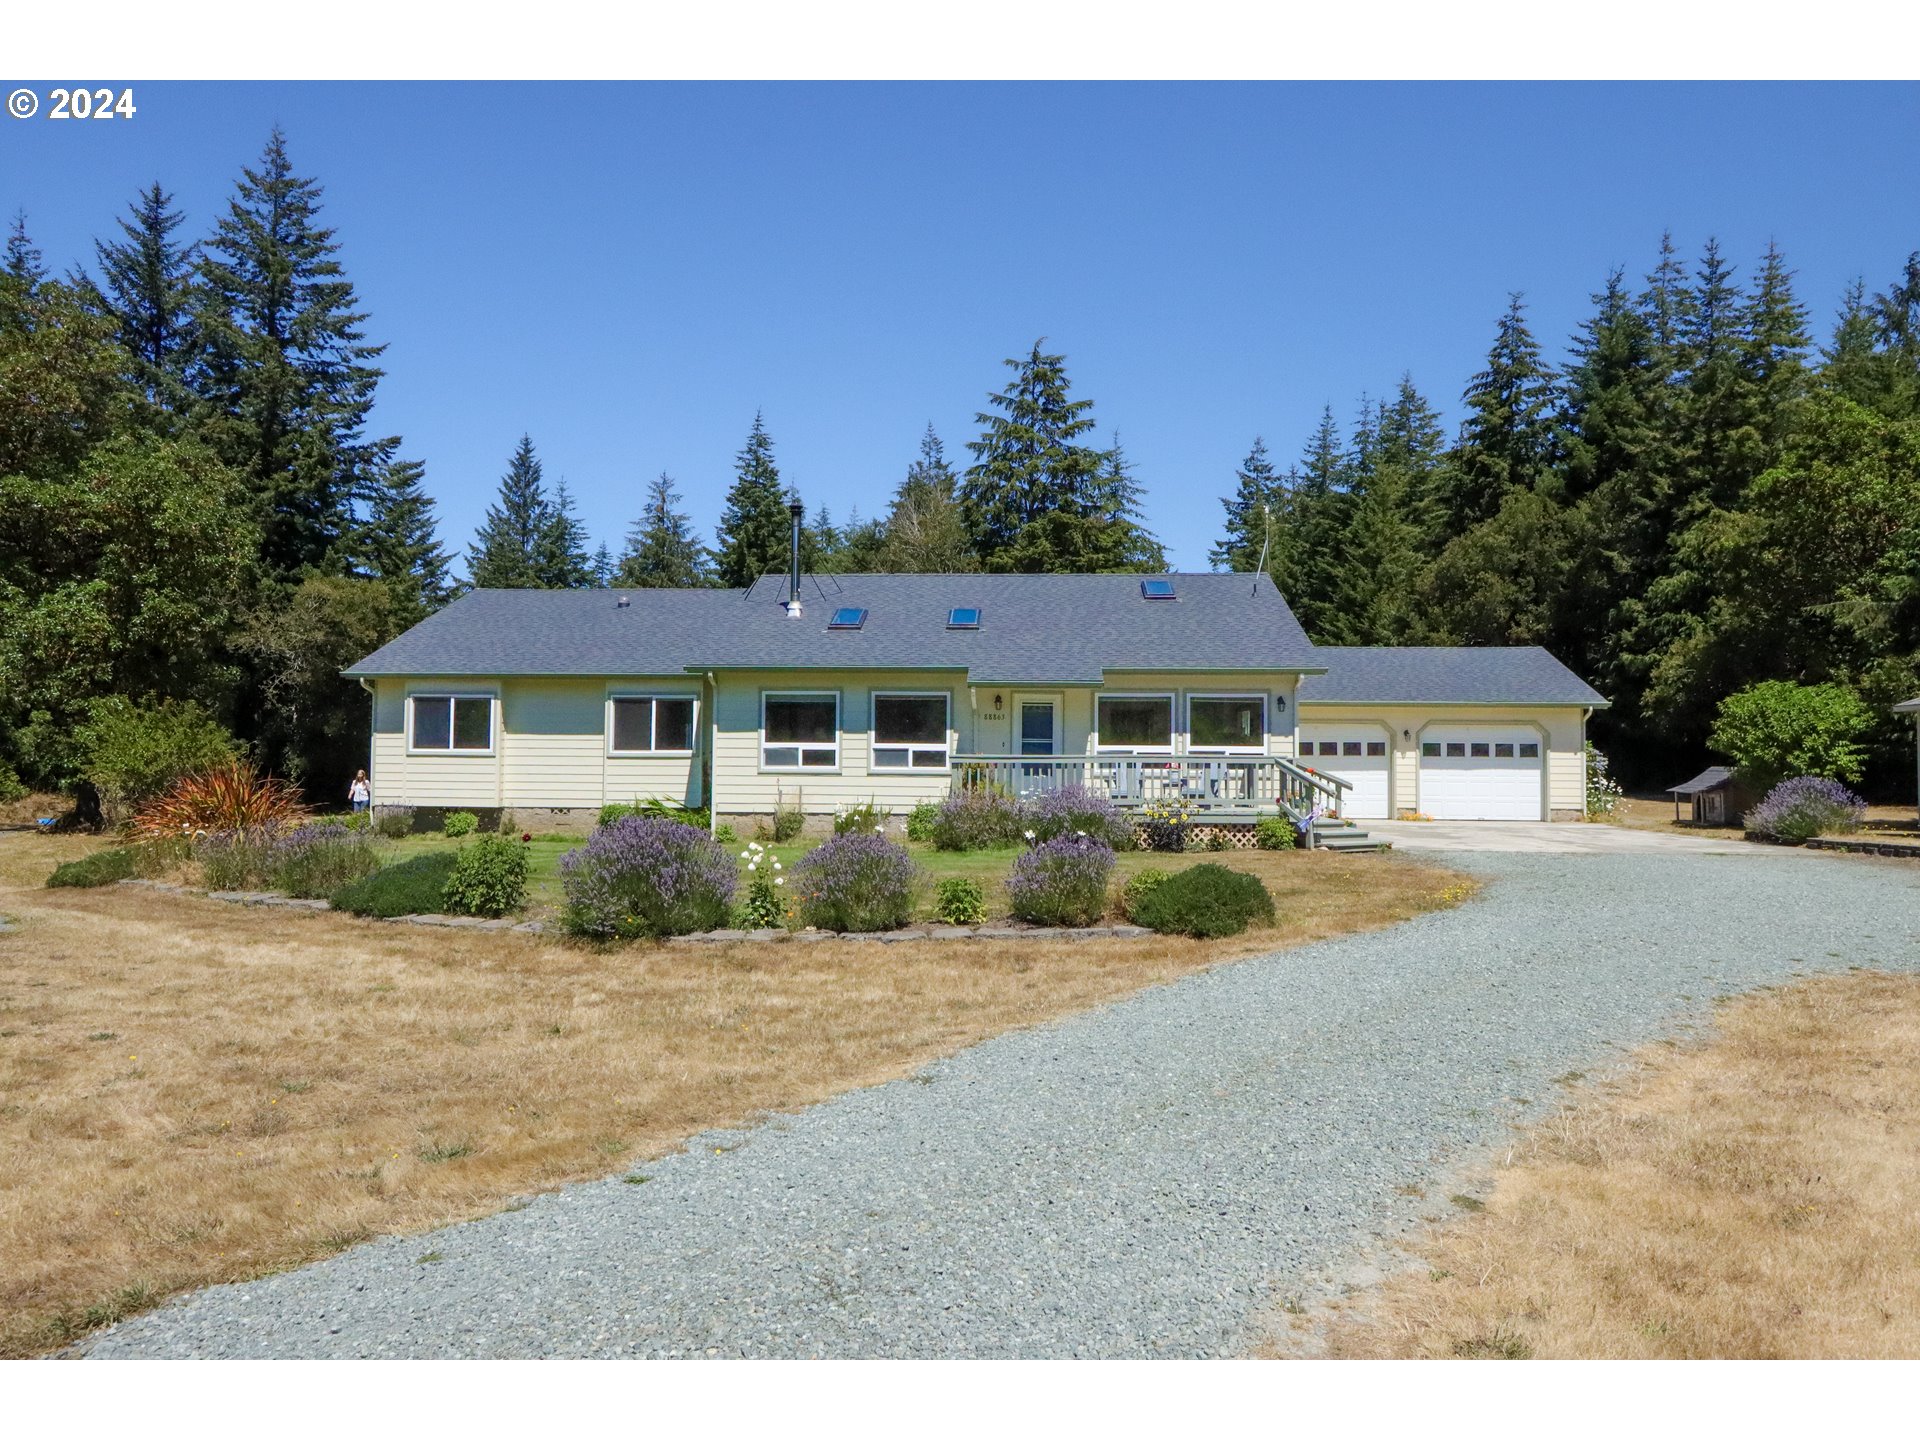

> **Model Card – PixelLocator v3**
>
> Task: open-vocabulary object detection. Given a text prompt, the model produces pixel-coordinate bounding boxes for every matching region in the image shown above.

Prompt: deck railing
[951,754,1349,823]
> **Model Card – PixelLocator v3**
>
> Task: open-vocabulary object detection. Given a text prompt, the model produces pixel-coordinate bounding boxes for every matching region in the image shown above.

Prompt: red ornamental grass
[130,759,311,840]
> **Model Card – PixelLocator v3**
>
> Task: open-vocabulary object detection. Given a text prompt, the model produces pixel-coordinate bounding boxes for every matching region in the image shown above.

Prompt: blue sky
[5,81,1917,571]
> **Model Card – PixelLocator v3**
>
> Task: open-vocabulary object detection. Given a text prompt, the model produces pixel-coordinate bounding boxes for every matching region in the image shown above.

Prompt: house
[1665,765,1748,826]
[342,568,1608,833]
[1897,696,1920,820]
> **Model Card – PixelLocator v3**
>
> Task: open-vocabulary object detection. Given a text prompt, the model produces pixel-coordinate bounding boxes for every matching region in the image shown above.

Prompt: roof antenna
[1251,503,1272,597]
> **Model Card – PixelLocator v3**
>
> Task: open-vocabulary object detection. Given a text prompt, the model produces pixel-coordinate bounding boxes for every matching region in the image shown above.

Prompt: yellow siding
[1295,702,1590,817]
[711,670,969,813]
[367,675,701,812]
[710,668,1308,814]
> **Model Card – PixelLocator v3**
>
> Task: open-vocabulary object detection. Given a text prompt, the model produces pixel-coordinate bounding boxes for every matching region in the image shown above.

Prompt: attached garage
[1417,725,1544,821]
[1297,724,1392,819]
[1294,646,1610,824]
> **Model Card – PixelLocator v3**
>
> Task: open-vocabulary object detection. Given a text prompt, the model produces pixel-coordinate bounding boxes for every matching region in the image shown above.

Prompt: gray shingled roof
[1668,765,1736,796]
[1302,646,1609,707]
[1895,696,1920,714]
[343,572,1321,685]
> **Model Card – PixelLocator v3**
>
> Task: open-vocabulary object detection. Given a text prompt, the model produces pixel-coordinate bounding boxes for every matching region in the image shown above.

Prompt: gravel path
[83,849,1920,1359]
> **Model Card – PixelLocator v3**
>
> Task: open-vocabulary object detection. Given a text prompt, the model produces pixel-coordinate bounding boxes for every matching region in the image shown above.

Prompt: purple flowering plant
[1744,775,1867,843]
[1005,833,1114,927]
[1022,785,1131,848]
[791,831,923,932]
[560,816,737,939]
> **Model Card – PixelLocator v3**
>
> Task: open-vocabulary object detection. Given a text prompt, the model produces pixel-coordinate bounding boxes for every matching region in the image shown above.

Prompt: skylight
[947,607,981,629]
[828,606,868,630]
[1141,579,1177,600]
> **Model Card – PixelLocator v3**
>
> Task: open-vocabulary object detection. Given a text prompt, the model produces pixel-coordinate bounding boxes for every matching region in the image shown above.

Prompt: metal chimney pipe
[787,499,805,617]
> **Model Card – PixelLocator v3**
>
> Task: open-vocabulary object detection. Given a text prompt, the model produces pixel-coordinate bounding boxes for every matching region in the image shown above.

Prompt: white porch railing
[952,754,1349,824]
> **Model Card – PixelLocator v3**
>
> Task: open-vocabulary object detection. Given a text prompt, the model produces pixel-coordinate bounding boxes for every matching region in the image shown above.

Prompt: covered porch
[951,753,1349,823]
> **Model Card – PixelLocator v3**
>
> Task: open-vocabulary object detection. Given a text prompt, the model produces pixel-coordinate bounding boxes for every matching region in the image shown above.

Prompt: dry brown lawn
[1286,970,1920,1360]
[0,830,1464,1357]
[1605,792,1919,842]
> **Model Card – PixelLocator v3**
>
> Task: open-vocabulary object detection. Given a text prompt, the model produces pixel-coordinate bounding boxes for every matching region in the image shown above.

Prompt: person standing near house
[349,769,371,814]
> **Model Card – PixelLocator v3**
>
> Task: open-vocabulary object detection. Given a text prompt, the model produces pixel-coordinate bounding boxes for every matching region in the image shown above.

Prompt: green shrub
[1121,868,1171,919]
[934,876,987,925]
[905,801,939,842]
[77,698,238,818]
[1130,863,1275,938]
[0,760,26,804]
[1708,680,1872,792]
[833,799,891,837]
[598,802,637,827]
[1744,776,1868,843]
[1254,816,1297,851]
[714,823,738,845]
[46,846,137,888]
[132,834,193,876]
[636,797,711,830]
[442,811,479,838]
[441,834,531,917]
[375,809,415,839]
[768,802,805,844]
[330,852,459,918]
[341,811,373,833]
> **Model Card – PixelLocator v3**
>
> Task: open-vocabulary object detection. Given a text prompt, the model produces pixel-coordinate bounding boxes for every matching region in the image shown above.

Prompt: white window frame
[1184,692,1268,756]
[869,690,953,772]
[606,693,699,758]
[406,692,496,756]
[1093,692,1176,754]
[760,690,841,773]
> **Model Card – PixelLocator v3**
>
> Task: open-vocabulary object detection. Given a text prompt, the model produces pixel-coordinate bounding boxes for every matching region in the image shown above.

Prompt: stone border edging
[111,880,1153,943]
[1743,834,1920,860]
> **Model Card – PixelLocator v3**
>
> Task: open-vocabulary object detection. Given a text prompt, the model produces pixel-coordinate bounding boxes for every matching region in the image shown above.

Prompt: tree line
[3,127,1915,803]
[467,342,1165,591]
[1212,236,1919,787]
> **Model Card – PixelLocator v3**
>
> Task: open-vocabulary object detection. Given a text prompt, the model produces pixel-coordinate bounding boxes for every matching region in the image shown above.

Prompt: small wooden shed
[1895,696,1920,821]
[1667,765,1749,826]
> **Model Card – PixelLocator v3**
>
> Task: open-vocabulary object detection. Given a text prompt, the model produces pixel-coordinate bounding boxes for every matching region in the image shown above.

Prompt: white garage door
[1298,726,1391,820]
[1418,727,1544,820]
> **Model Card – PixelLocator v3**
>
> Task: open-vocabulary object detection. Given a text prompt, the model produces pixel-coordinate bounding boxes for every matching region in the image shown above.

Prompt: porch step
[1309,818,1391,853]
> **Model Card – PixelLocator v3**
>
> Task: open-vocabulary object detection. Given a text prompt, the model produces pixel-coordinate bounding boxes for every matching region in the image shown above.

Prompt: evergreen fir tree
[877,424,976,572]
[467,435,554,588]
[590,543,615,587]
[1822,279,1884,408]
[4,213,46,290]
[617,472,710,588]
[713,412,793,589]
[803,504,841,572]
[959,339,1107,567]
[1284,406,1357,639]
[195,127,391,577]
[92,183,200,416]
[1210,436,1282,574]
[1867,251,1920,419]
[1743,241,1813,447]
[533,479,594,588]
[354,456,453,623]
[1441,294,1558,534]
[1375,374,1449,548]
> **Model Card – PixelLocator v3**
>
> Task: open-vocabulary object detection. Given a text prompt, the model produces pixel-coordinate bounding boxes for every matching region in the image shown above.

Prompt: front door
[1014,695,1060,756]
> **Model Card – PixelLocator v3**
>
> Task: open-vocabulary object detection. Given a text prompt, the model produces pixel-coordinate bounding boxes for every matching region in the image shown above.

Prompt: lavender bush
[1022,784,1132,848]
[268,822,381,898]
[928,787,1025,851]
[1005,834,1114,927]
[196,824,286,890]
[792,831,923,932]
[1744,775,1867,843]
[560,816,737,938]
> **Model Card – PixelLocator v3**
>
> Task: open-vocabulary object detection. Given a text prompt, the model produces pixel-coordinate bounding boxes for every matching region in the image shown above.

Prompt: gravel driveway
[83,849,1920,1359]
